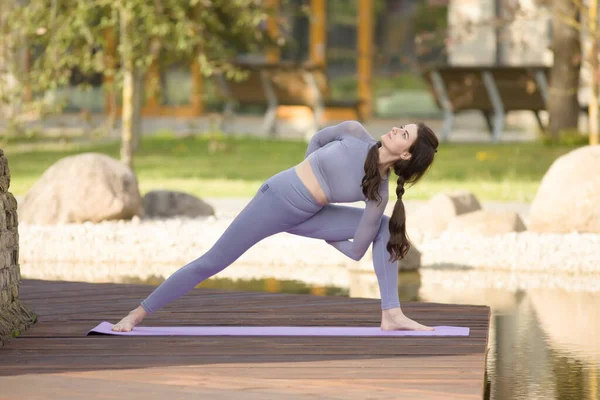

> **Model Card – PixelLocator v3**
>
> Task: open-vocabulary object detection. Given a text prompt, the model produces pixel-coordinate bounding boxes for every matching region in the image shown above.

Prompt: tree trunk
[589,0,599,145]
[119,6,135,169]
[548,0,582,140]
[0,8,25,131]
[107,88,117,133]
[121,66,135,169]
[131,70,144,151]
[104,23,118,136]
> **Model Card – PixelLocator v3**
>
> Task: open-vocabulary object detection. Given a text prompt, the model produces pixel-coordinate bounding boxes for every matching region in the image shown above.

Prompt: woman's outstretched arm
[326,186,388,261]
[304,120,369,158]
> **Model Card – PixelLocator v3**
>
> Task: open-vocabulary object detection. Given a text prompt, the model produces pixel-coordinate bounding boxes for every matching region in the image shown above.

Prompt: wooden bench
[421,65,552,142]
[215,61,362,135]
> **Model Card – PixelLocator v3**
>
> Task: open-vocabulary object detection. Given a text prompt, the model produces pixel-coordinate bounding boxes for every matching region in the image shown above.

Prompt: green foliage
[413,0,448,34]
[539,129,590,147]
[9,0,274,89]
[1,0,278,137]
[411,0,449,63]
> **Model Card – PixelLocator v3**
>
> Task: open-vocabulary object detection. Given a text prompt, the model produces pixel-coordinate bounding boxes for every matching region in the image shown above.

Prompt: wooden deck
[1,279,491,400]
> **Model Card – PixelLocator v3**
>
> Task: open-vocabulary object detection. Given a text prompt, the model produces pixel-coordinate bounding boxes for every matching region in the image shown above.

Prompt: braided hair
[361,123,439,261]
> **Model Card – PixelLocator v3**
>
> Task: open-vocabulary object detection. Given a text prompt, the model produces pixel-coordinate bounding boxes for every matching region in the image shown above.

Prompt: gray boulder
[398,244,421,271]
[19,153,142,224]
[143,190,215,218]
[446,210,527,235]
[408,191,482,238]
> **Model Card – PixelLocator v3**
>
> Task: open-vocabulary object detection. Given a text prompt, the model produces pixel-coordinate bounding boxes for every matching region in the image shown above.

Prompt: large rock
[446,210,527,236]
[143,190,215,219]
[408,191,482,238]
[529,146,600,233]
[398,244,421,271]
[19,153,142,224]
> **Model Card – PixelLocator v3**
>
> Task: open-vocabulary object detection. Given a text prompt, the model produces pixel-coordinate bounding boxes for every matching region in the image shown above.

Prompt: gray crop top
[304,120,390,261]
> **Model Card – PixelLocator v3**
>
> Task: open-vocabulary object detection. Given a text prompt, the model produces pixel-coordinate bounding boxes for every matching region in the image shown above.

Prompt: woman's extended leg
[286,204,433,331]
[113,168,323,332]
[138,187,291,315]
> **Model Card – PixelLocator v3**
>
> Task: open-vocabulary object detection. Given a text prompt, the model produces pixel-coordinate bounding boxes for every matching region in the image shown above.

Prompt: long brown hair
[361,122,438,261]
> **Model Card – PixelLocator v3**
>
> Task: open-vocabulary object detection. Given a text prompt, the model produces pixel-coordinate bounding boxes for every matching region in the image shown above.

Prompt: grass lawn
[1,133,579,202]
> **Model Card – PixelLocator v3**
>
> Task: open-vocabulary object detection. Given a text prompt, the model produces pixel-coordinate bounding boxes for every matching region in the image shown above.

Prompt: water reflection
[416,270,600,400]
[121,275,349,298]
[121,269,599,400]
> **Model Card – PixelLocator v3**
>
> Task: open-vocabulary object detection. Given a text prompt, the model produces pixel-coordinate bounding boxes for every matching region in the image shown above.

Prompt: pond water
[414,270,600,400]
[123,269,600,400]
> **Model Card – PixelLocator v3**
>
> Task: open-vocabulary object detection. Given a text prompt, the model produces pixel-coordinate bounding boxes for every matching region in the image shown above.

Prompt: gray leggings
[140,167,400,313]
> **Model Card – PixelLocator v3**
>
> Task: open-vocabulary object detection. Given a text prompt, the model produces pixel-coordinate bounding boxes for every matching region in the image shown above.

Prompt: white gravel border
[18,210,600,293]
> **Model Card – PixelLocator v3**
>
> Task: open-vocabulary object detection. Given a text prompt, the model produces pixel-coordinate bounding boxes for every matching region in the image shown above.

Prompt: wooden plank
[3,336,486,352]
[0,279,490,399]
[1,359,486,400]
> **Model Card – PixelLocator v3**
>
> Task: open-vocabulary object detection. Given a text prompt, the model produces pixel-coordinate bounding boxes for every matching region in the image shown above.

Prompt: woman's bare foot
[112,306,148,332]
[381,308,435,331]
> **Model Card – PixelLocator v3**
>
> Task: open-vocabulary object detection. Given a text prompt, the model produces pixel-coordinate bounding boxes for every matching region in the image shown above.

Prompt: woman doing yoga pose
[113,120,439,332]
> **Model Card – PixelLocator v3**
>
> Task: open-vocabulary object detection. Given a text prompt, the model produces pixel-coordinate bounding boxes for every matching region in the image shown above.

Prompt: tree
[0,2,60,134]
[590,0,599,145]
[4,0,278,168]
[547,0,582,140]
[545,0,599,144]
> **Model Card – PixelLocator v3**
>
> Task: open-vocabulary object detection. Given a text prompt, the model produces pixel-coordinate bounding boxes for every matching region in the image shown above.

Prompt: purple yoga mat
[87,322,470,337]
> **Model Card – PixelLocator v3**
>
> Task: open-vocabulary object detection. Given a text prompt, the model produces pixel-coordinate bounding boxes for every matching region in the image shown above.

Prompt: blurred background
[0,0,599,399]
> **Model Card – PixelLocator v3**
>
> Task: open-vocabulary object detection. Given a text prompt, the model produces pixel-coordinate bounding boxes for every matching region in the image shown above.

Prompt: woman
[113,120,439,332]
